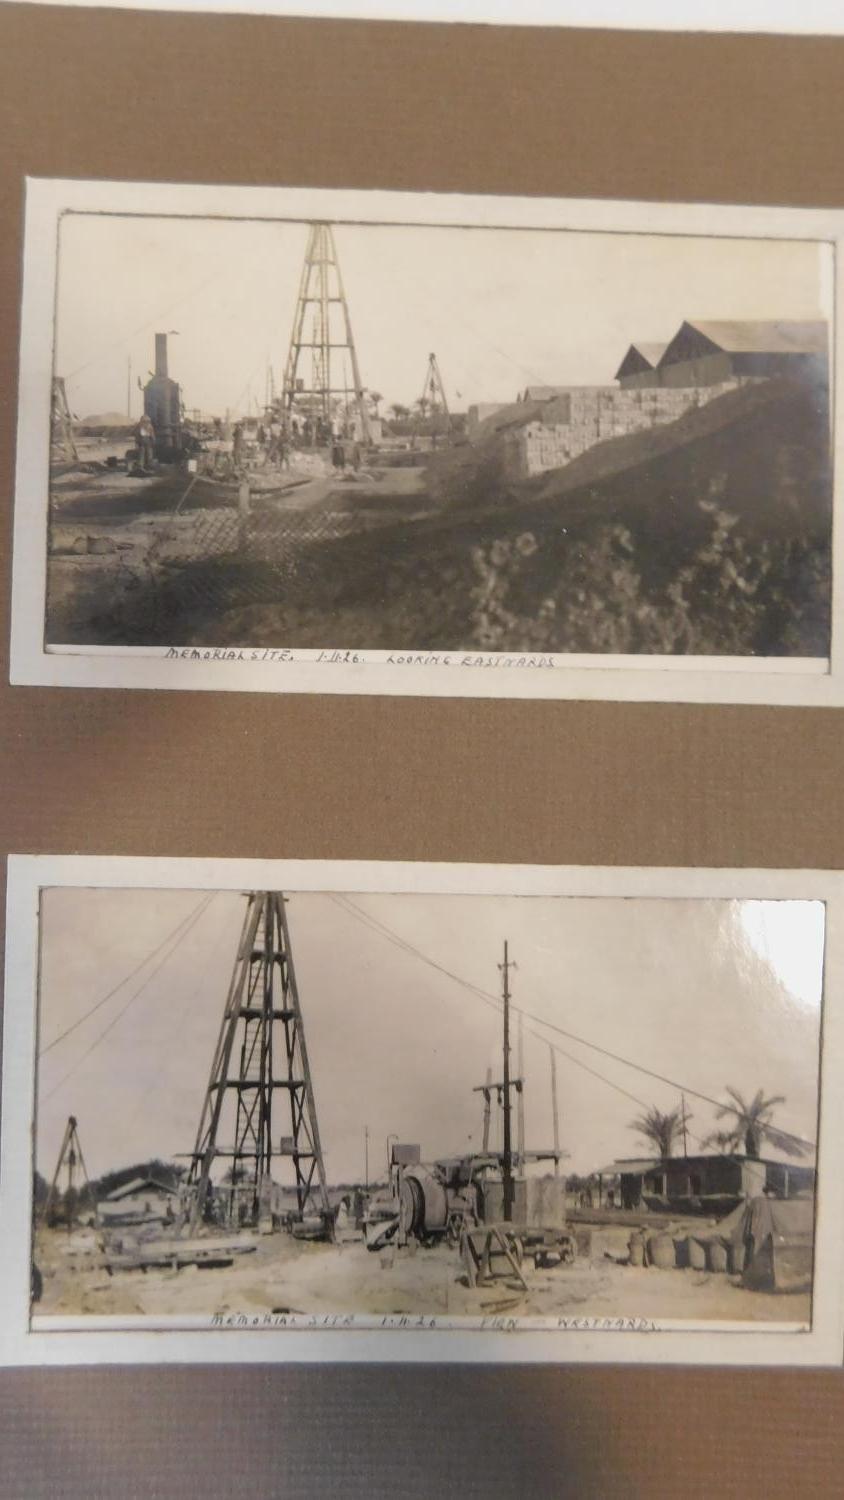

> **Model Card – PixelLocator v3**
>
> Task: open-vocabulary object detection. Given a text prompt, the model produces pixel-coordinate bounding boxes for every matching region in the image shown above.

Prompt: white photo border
[1,853,842,1368]
[9,176,843,705]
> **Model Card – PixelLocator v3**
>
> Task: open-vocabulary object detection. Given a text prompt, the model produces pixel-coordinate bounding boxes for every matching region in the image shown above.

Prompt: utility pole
[681,1093,689,1158]
[472,945,523,1220]
[549,1043,560,1177]
[364,1125,369,1189]
[481,1066,492,1152]
[517,1008,525,1168]
[501,941,514,1222]
[127,356,132,421]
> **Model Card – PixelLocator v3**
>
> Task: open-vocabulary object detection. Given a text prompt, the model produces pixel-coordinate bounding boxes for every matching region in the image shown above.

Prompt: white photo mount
[1,854,842,1368]
[9,176,844,705]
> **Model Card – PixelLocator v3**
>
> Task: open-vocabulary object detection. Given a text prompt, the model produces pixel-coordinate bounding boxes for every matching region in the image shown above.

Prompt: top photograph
[10,180,842,702]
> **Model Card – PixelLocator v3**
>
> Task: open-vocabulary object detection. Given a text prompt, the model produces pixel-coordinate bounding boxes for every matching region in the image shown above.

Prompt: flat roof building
[602,1153,815,1215]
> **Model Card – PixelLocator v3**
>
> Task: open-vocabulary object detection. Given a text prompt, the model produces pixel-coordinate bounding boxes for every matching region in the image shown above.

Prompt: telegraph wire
[120,896,235,1139]
[65,263,235,384]
[40,893,214,1056]
[328,894,814,1152]
[40,895,216,1104]
[328,895,654,1109]
[328,893,713,1144]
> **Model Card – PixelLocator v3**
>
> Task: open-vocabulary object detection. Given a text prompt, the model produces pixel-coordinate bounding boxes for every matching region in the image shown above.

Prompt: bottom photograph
[22,871,827,1348]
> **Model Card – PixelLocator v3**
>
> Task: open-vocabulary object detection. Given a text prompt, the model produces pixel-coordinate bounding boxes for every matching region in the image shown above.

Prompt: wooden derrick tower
[187,893,331,1233]
[41,1115,93,1227]
[50,376,78,463]
[418,352,452,440]
[281,222,372,445]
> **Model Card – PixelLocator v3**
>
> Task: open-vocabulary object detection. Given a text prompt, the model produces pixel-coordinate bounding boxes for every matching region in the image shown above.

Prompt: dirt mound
[56,379,832,657]
[528,376,830,538]
[204,377,830,657]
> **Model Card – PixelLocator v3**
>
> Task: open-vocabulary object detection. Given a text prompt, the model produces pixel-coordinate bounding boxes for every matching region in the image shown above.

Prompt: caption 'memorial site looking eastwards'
[46,212,831,661]
[33,889,821,1331]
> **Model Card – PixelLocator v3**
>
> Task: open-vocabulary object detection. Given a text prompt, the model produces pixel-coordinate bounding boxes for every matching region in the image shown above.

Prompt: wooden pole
[517,1008,525,1168]
[550,1044,560,1177]
[501,942,514,1222]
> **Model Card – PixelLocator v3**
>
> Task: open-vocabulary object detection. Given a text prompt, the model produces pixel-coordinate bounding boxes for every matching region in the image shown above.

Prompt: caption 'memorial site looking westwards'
[32,888,821,1331]
[45,213,831,660]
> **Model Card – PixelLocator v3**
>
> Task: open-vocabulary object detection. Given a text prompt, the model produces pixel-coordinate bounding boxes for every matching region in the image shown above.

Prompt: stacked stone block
[507,379,747,479]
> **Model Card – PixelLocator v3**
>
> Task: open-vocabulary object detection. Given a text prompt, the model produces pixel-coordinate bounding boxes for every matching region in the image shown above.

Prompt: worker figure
[331,438,346,471]
[265,418,283,466]
[232,420,245,469]
[135,413,155,469]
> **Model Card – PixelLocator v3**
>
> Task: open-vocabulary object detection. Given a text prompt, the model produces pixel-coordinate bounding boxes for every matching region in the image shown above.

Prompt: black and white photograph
[10,182,843,704]
[3,858,841,1367]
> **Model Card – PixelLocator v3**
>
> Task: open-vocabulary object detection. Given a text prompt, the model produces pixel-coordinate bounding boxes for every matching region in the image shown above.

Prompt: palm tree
[629,1104,687,1158]
[705,1086,804,1159]
[367,390,383,417]
[700,1127,737,1156]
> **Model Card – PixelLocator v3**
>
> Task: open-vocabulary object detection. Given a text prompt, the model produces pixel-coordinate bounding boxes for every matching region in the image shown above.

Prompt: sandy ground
[32,1223,810,1326]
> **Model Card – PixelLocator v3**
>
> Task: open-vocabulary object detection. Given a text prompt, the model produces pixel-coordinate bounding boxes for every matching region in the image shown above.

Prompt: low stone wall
[505,380,747,479]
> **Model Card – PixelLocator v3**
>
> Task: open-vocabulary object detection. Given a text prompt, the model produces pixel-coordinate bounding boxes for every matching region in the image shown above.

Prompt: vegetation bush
[468,504,830,657]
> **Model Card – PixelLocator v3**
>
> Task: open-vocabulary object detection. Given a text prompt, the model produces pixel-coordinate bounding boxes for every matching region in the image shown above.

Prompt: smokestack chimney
[154,333,168,378]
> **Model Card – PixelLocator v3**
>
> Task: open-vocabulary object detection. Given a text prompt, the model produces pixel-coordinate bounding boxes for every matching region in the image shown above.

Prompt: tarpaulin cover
[700,1196,814,1248]
[743,1195,814,1245]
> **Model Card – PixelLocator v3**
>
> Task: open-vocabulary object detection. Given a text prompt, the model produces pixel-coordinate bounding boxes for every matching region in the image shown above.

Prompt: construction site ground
[46,449,432,645]
[32,1220,810,1326]
[44,381,832,657]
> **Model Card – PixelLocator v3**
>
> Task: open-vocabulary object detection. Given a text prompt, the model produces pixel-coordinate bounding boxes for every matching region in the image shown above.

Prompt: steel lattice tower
[281,222,372,444]
[187,893,331,1233]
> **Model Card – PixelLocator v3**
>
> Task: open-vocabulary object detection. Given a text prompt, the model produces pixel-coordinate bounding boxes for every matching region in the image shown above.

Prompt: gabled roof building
[617,320,828,390]
[614,342,668,389]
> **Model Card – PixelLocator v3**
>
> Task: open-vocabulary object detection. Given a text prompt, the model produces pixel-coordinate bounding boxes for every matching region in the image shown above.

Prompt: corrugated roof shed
[614,342,668,380]
[663,320,828,358]
[631,342,669,365]
[105,1175,177,1201]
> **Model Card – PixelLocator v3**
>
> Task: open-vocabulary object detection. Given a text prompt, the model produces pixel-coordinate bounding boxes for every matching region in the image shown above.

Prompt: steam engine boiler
[142,332,185,461]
